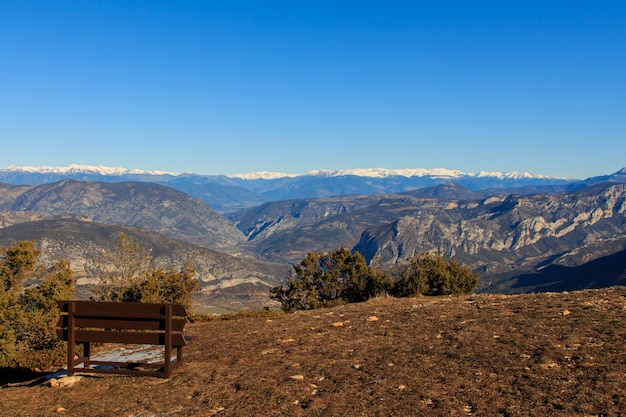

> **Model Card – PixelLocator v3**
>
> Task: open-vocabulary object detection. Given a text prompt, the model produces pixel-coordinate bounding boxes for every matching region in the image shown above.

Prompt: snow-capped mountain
[4,164,563,181]
[5,164,177,177]
[2,164,619,213]
[229,167,558,180]
[228,171,299,180]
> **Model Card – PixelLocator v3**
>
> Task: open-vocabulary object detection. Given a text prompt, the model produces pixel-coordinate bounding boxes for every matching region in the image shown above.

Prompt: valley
[1,165,625,312]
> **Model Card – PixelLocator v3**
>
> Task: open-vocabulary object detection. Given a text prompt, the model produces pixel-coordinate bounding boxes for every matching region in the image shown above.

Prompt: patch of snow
[3,164,567,180]
[474,170,561,180]
[3,164,177,176]
[288,167,560,180]
[228,171,299,180]
[304,167,466,178]
[89,344,172,364]
[37,344,175,381]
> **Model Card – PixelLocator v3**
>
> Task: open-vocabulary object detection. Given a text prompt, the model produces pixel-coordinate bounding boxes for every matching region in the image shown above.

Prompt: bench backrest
[57,300,187,346]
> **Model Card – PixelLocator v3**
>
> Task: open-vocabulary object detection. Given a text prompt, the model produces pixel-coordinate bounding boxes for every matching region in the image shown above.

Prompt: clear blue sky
[1,1,624,179]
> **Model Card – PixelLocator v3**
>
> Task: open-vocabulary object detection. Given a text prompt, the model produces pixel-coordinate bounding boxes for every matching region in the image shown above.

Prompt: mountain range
[1,164,625,309]
[0,164,579,213]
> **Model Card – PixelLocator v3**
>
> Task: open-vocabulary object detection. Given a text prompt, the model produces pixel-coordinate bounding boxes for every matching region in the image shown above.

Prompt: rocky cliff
[355,183,626,276]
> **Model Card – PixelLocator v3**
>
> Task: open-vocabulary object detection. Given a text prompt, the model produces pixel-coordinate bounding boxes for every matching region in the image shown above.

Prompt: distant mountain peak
[2,164,567,181]
[229,167,560,180]
[302,168,465,178]
[474,170,561,180]
[228,171,299,180]
[3,164,177,176]
[298,167,561,180]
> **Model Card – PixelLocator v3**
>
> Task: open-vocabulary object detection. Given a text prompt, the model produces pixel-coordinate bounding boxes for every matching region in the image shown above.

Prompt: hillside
[481,247,626,293]
[230,194,384,244]
[0,217,291,312]
[234,183,626,279]
[2,288,625,416]
[0,179,245,249]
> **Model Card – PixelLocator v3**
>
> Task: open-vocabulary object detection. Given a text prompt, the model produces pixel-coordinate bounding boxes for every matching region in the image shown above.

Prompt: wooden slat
[71,357,90,369]
[72,366,169,378]
[57,329,186,346]
[57,316,186,332]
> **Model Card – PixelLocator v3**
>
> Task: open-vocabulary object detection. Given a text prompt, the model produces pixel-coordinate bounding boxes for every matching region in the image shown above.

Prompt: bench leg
[177,346,184,365]
[67,339,75,376]
[83,342,91,370]
[164,344,171,378]
[164,304,172,378]
[67,300,76,376]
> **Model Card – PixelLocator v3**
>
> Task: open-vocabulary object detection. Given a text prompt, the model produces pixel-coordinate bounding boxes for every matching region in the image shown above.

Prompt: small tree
[0,241,75,368]
[1,240,40,293]
[92,232,152,301]
[391,252,479,297]
[270,248,390,312]
[91,232,199,309]
[122,263,199,307]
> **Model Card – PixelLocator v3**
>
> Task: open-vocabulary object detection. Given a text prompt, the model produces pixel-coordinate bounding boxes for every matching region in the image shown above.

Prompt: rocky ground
[2,287,626,416]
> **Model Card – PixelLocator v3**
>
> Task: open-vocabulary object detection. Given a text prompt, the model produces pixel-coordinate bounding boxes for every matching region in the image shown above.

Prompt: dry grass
[2,288,626,416]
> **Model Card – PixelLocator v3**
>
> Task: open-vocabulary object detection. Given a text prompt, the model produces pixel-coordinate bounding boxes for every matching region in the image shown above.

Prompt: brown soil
[2,288,626,416]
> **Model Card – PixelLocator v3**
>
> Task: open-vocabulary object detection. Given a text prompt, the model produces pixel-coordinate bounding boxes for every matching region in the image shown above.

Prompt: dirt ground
[2,288,626,416]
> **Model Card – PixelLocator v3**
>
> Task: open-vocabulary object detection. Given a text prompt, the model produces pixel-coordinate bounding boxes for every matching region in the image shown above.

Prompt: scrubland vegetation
[2,237,477,372]
[270,248,478,312]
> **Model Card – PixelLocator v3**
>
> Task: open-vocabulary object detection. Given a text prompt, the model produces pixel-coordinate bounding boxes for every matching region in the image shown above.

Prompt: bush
[92,232,199,309]
[391,252,479,297]
[121,264,199,307]
[270,248,391,312]
[0,241,75,369]
[270,249,479,313]
[1,235,200,370]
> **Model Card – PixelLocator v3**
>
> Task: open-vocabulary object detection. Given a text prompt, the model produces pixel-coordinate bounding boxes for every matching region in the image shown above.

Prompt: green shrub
[391,252,479,297]
[270,249,479,313]
[0,242,75,369]
[92,232,199,309]
[270,248,391,312]
[121,264,199,307]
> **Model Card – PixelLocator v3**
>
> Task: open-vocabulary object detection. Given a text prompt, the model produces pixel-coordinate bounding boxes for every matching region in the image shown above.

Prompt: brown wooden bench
[56,300,188,378]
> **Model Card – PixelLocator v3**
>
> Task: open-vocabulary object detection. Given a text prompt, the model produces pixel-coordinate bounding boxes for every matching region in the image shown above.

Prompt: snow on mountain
[232,167,560,180]
[0,163,592,214]
[304,168,466,179]
[247,167,557,180]
[2,164,564,181]
[474,170,561,180]
[3,164,177,176]
[228,171,299,180]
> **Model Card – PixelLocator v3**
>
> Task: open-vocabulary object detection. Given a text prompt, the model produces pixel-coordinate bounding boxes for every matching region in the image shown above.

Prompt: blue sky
[1,1,624,179]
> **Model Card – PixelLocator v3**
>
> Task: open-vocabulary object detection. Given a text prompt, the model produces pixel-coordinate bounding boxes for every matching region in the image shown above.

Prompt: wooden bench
[57,300,188,378]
